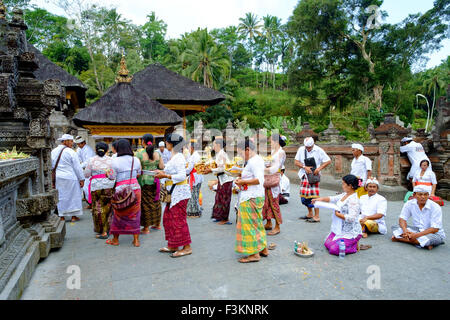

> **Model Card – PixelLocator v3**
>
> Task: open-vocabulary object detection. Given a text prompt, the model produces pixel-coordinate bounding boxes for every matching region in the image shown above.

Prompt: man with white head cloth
[359,178,387,238]
[157,141,172,165]
[51,134,85,222]
[391,185,445,250]
[75,136,95,206]
[400,137,432,182]
[350,143,372,198]
[294,137,331,222]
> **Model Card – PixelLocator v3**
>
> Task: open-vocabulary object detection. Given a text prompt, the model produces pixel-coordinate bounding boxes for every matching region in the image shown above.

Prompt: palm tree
[183,29,230,89]
[261,15,282,89]
[238,13,262,70]
[422,70,446,132]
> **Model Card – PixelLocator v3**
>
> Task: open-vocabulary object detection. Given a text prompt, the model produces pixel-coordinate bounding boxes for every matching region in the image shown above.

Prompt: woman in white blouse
[155,134,192,258]
[205,139,234,225]
[84,142,115,239]
[107,139,142,247]
[312,175,369,256]
[412,160,437,196]
[262,134,287,236]
[234,138,269,263]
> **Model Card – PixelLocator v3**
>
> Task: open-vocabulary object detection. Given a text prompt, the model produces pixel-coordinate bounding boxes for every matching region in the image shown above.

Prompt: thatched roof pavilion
[29,44,87,110]
[131,64,226,130]
[73,57,182,141]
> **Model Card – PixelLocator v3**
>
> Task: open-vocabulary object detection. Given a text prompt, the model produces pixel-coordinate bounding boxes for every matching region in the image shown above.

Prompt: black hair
[271,133,287,148]
[166,133,185,152]
[420,159,430,167]
[143,134,155,160]
[116,139,134,157]
[214,138,225,149]
[237,137,256,151]
[95,142,108,157]
[342,174,360,190]
[112,140,119,151]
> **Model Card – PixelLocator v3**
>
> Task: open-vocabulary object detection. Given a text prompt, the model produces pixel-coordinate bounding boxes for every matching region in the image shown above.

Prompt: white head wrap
[74,136,85,144]
[401,137,413,143]
[304,137,314,147]
[159,141,165,147]
[365,177,379,187]
[57,134,74,142]
[352,143,364,152]
[413,185,430,194]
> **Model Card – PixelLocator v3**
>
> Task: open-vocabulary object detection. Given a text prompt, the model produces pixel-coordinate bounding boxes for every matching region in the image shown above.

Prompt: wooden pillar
[183,110,187,139]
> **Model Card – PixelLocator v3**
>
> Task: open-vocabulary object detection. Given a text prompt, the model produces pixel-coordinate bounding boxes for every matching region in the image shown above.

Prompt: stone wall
[0,4,66,299]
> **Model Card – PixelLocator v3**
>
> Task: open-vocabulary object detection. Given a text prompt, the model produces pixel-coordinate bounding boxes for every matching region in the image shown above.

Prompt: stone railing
[0,158,64,299]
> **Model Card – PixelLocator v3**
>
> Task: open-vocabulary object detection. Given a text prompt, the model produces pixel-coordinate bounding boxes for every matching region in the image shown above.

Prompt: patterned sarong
[110,189,141,235]
[262,187,282,224]
[324,232,362,256]
[163,199,191,248]
[187,183,202,217]
[91,188,113,234]
[212,181,233,221]
[141,184,161,228]
[299,174,320,208]
[235,197,267,255]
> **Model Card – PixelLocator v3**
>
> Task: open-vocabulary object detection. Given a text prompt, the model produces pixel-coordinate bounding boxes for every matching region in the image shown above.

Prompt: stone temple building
[0,3,66,299]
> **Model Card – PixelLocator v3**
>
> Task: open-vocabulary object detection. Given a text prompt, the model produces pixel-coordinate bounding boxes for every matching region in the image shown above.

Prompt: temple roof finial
[116,53,133,83]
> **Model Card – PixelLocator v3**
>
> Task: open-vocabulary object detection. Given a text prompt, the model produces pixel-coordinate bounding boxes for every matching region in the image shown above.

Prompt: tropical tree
[181,29,230,89]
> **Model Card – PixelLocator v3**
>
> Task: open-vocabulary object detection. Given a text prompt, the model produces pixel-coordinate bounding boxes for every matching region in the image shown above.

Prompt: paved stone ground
[22,175,450,300]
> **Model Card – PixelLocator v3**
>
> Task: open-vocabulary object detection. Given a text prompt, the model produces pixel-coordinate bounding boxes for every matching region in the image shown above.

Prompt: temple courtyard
[22,176,450,300]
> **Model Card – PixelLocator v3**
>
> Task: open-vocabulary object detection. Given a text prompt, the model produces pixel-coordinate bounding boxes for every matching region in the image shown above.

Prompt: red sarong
[163,199,191,248]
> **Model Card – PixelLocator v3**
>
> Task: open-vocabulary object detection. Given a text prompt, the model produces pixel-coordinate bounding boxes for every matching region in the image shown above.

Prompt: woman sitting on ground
[312,174,370,255]
[412,159,437,197]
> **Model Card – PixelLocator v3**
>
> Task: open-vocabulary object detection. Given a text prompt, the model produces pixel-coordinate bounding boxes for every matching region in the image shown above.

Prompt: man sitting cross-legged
[391,185,446,250]
[359,178,387,238]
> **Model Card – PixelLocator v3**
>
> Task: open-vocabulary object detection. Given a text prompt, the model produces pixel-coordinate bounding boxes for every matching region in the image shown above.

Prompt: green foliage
[19,0,447,141]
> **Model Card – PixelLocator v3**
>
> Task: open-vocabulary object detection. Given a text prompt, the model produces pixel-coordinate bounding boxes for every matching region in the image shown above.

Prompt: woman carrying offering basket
[154,134,193,258]
[262,133,287,236]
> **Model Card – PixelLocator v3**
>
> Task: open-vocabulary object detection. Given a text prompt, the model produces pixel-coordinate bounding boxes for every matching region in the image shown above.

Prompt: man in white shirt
[400,137,432,182]
[294,137,331,222]
[350,143,372,198]
[279,166,290,205]
[392,185,445,250]
[52,134,85,222]
[157,141,172,164]
[75,136,95,207]
[359,178,387,238]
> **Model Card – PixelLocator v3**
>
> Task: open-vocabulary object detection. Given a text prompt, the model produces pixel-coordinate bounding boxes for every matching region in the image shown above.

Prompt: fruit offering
[296,242,313,255]
[0,147,30,160]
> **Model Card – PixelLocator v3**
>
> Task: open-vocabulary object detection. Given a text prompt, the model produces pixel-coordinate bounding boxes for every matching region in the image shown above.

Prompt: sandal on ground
[305,219,320,223]
[238,256,260,263]
[71,217,80,222]
[106,239,119,246]
[151,226,161,230]
[140,230,150,234]
[359,244,372,250]
[299,215,313,220]
[96,234,109,239]
[264,226,273,230]
[267,230,280,236]
[132,241,140,247]
[260,251,269,257]
[268,243,277,250]
[159,247,176,253]
[170,250,192,258]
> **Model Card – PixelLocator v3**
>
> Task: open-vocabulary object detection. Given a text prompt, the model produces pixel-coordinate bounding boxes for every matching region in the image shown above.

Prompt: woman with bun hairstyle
[312,175,366,256]
[262,133,287,236]
[155,133,192,258]
[136,134,164,234]
[84,142,115,239]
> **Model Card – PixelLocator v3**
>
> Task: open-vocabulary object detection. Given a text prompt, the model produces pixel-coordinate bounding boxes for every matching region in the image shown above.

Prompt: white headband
[365,178,379,187]
[413,185,430,194]
[304,137,314,147]
[401,137,413,143]
[159,142,165,147]
[352,143,364,152]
